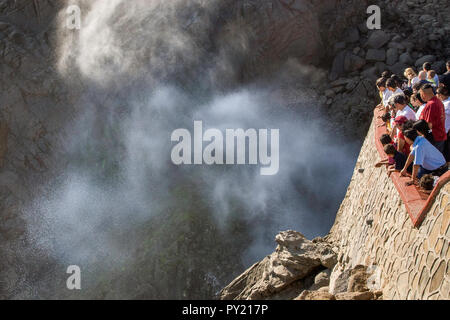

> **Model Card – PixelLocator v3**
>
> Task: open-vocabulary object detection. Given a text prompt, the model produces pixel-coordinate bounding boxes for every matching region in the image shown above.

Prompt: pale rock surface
[219,230,337,300]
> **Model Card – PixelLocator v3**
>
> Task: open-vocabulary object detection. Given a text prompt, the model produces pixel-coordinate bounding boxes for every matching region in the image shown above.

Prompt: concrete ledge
[373,108,450,228]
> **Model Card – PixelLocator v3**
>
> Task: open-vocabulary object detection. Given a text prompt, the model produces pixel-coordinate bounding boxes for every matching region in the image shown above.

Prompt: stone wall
[328,115,450,300]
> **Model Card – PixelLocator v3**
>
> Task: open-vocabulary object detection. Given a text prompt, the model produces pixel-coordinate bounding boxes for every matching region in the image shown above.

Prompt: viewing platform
[373,107,450,227]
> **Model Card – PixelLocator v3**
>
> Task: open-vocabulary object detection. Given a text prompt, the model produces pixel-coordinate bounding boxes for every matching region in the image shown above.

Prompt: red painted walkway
[373,108,450,227]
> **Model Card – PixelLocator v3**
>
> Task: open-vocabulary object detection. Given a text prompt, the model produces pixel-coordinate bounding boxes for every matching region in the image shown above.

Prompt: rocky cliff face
[220,230,338,300]
[219,231,383,300]
[1,0,448,300]
[220,0,450,301]
[0,0,371,299]
[220,116,450,301]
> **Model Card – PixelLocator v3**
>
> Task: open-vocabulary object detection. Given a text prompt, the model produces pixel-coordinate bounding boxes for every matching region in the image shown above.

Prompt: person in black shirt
[438,61,450,89]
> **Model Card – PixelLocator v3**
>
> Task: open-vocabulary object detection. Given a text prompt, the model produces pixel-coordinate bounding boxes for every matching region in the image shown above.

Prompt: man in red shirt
[419,83,447,153]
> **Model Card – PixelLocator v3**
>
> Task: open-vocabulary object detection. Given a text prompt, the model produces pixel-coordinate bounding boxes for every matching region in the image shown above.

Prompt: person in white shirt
[411,92,427,120]
[404,67,420,88]
[437,87,450,133]
[394,94,416,121]
[386,78,404,97]
[376,77,389,110]
[383,88,393,108]
[437,86,450,161]
[391,94,416,137]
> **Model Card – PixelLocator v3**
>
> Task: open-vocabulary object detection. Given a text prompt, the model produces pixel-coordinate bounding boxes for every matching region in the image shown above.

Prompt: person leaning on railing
[400,129,448,186]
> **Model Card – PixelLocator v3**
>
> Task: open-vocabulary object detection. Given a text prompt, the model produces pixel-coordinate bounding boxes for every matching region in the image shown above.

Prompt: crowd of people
[375,60,450,192]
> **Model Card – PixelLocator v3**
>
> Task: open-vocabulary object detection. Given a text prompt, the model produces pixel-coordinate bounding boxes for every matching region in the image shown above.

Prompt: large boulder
[399,52,414,65]
[219,230,337,300]
[329,263,352,294]
[366,30,391,49]
[415,55,436,67]
[309,269,332,291]
[347,265,370,292]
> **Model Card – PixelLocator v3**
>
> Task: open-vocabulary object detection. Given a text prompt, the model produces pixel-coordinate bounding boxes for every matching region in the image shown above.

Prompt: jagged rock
[347,265,369,292]
[219,230,337,300]
[309,269,331,291]
[366,30,391,49]
[329,263,352,294]
[366,49,386,62]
